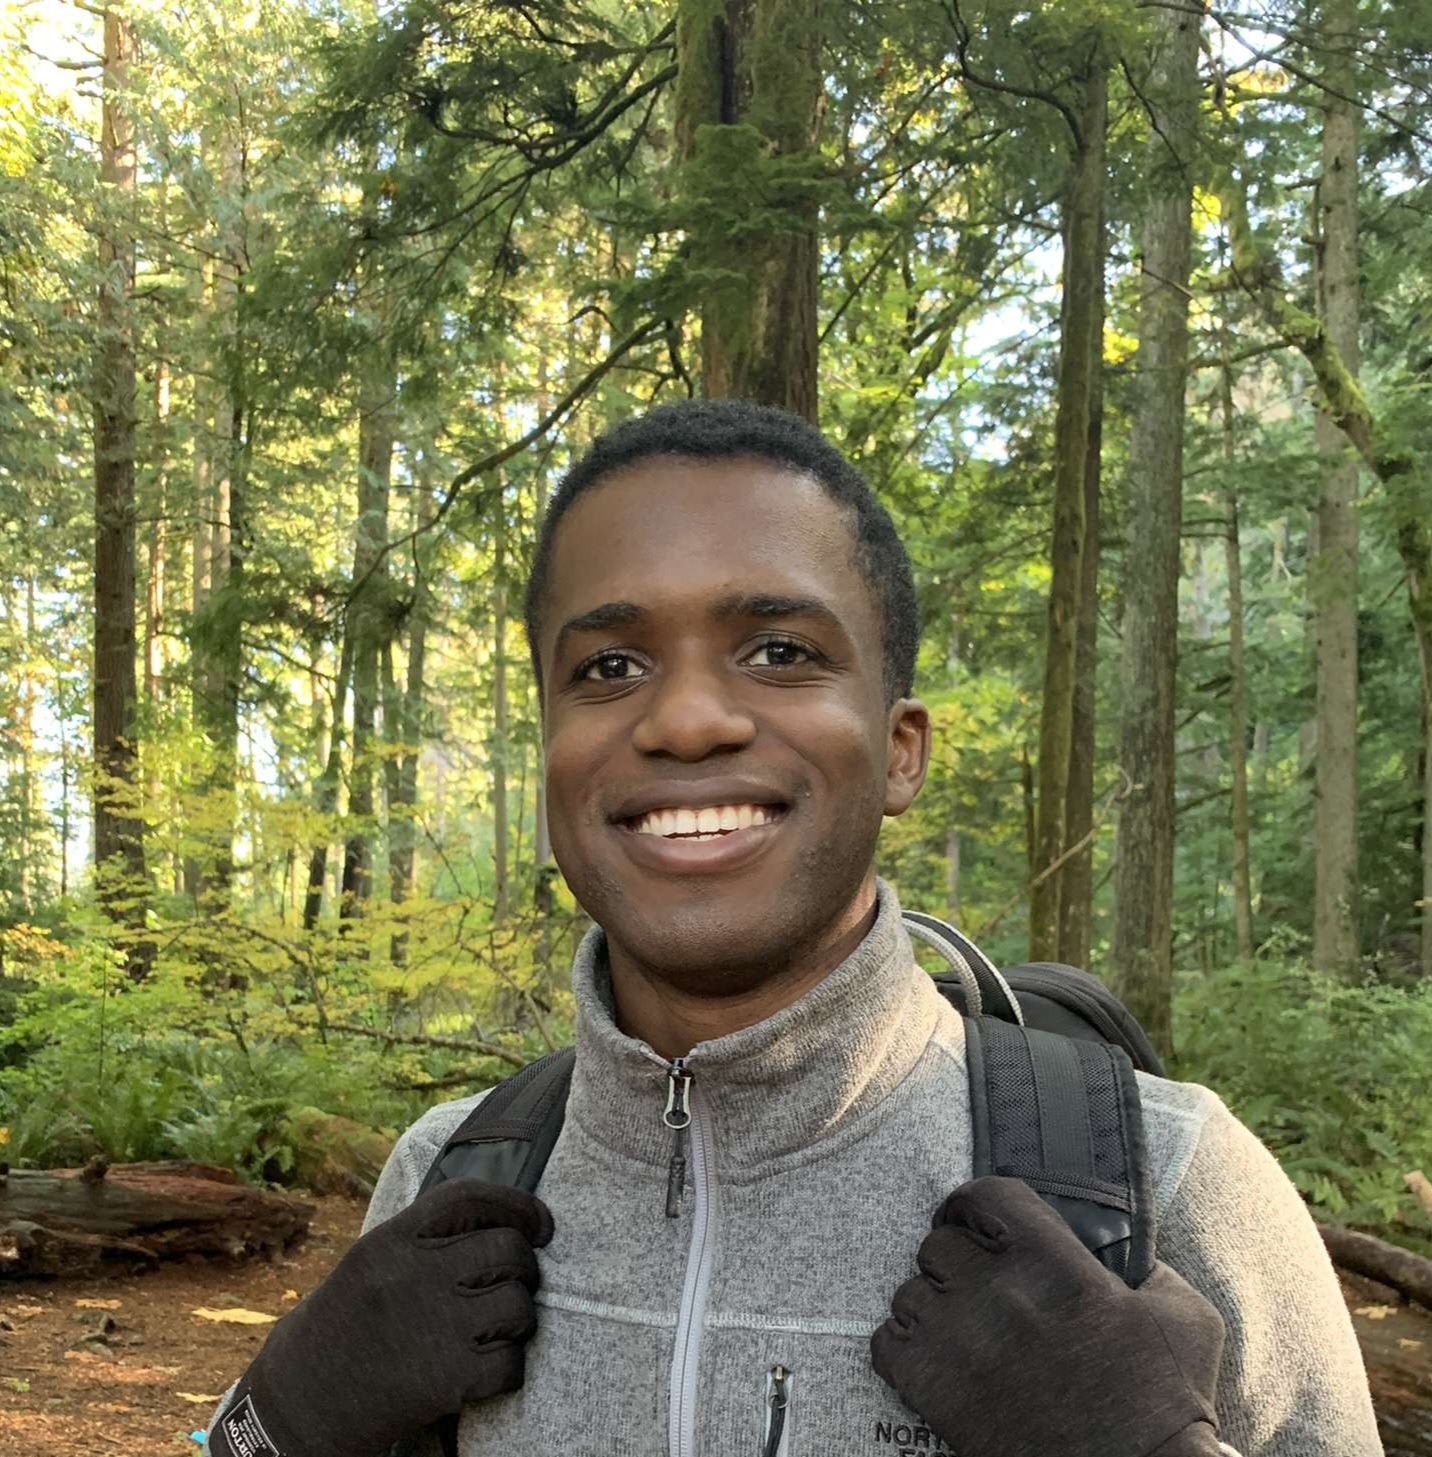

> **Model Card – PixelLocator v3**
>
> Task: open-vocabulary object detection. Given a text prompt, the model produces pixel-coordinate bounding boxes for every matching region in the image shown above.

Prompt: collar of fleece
[564,879,951,1174]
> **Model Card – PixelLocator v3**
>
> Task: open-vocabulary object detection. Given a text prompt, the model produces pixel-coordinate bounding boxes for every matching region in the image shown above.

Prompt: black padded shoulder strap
[963,1014,1155,1287]
[394,1049,577,1457]
[420,1045,576,1196]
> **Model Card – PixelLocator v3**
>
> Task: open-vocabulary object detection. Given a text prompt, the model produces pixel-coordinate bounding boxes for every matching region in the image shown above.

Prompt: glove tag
[216,1394,283,1457]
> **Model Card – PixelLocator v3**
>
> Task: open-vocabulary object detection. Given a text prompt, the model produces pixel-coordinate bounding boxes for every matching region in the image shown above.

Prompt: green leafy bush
[1172,958,1432,1251]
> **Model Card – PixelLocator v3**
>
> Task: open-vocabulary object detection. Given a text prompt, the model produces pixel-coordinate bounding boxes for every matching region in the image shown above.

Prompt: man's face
[538,455,929,994]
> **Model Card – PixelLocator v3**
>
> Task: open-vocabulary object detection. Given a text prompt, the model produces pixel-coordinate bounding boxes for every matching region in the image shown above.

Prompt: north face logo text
[218,1395,282,1457]
[872,1420,954,1453]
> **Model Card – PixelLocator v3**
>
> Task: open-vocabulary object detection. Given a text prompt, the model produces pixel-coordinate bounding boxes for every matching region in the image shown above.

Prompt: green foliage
[0,919,572,1183]
[1172,958,1432,1252]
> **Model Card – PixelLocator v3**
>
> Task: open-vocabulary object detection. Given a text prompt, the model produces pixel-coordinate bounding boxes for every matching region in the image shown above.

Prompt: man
[209,400,1381,1457]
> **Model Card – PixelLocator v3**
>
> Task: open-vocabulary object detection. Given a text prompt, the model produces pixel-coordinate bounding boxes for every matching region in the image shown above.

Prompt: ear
[883,698,931,817]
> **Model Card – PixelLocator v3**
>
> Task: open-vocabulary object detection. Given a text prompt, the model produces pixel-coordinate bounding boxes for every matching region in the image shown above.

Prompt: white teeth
[630,803,782,836]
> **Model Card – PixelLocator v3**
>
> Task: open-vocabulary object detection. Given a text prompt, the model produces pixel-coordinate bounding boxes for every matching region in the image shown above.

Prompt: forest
[1,0,1431,1263]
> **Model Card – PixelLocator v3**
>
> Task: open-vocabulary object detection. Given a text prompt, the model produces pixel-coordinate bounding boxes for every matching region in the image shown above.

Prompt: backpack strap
[902,910,1024,1024]
[418,1045,576,1196]
[390,1048,576,1457]
[962,1013,1156,1287]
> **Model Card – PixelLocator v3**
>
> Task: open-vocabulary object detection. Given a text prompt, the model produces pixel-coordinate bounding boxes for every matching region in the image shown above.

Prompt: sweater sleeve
[1153,1090,1383,1456]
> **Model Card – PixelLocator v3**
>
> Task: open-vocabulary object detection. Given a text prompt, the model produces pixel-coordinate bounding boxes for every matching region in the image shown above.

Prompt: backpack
[400,911,1163,1457]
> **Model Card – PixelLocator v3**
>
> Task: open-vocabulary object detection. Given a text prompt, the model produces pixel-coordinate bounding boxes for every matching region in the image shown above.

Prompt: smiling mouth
[623,803,788,841]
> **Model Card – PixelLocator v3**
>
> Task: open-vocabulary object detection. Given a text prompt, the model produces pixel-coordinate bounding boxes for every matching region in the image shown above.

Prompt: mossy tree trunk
[93,5,151,979]
[341,342,397,921]
[1030,63,1105,962]
[1225,170,1432,978]
[1311,0,1361,976]
[1220,345,1255,962]
[1109,2,1200,1054]
[675,0,823,422]
[1059,232,1104,971]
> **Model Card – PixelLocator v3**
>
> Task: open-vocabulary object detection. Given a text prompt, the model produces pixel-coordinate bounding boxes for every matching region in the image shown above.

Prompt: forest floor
[1,1196,1430,1456]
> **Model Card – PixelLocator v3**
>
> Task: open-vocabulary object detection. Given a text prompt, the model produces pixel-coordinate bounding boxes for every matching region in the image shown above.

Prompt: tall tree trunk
[1109,3,1200,1054]
[304,632,354,931]
[1059,235,1105,969]
[491,495,509,921]
[341,344,396,919]
[1030,64,1106,962]
[185,250,214,904]
[93,6,150,979]
[385,453,433,966]
[675,0,823,421]
[1223,179,1432,983]
[1311,0,1361,976]
[1220,345,1255,961]
[19,574,37,912]
[196,134,244,907]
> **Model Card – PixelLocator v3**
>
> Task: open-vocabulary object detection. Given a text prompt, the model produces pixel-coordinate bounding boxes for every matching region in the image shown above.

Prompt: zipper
[664,1059,692,1219]
[762,1365,793,1457]
[664,1066,716,1457]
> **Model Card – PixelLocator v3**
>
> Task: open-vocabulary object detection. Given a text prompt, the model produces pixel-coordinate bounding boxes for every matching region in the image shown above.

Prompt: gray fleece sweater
[213,885,1384,1456]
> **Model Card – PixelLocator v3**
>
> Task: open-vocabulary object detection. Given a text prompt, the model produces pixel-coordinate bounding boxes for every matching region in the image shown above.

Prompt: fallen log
[0,1158,313,1278]
[1318,1221,1432,1314]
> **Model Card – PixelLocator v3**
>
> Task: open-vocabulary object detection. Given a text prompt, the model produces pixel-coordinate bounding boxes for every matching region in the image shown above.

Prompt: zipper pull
[763,1365,790,1457]
[663,1059,692,1219]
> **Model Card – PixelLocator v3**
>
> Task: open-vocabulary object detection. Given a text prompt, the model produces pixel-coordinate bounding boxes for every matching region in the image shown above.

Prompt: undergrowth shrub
[0,934,562,1183]
[1172,958,1432,1251]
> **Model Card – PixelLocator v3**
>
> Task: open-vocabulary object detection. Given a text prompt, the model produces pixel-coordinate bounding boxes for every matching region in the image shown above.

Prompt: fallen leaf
[191,1306,277,1325]
[75,1298,122,1310]
[176,1391,224,1404]
[10,1304,44,1319]
[1398,1337,1424,1350]
[281,1289,299,1302]
[1353,1303,1396,1320]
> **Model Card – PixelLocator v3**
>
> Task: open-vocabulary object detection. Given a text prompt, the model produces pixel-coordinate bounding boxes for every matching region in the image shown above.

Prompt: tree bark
[1109,2,1200,1054]
[187,132,243,908]
[1311,3,1361,974]
[0,1162,312,1278]
[1030,64,1105,962]
[385,456,432,966]
[489,494,510,920]
[341,343,397,919]
[92,6,150,979]
[1317,1222,1432,1315]
[303,631,354,931]
[1222,175,1432,981]
[675,0,823,421]
[1059,240,1105,970]
[17,575,37,912]
[1220,348,1256,961]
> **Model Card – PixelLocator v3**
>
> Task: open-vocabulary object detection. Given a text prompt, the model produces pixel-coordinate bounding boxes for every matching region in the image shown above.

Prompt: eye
[744,637,816,669]
[576,650,645,683]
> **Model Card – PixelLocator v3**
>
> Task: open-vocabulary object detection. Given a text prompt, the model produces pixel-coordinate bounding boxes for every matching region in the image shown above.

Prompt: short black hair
[523,398,919,704]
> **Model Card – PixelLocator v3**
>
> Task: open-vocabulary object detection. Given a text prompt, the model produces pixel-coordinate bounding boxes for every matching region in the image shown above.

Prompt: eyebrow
[553,591,850,663]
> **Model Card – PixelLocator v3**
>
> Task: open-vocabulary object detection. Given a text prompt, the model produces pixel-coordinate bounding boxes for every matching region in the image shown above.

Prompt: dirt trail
[1,1200,1429,1455]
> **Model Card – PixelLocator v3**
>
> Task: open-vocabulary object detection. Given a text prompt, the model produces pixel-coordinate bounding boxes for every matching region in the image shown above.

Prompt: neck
[606,880,879,1061]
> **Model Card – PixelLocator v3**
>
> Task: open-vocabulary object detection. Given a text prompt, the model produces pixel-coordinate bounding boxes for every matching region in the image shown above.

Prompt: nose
[629,655,757,761]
